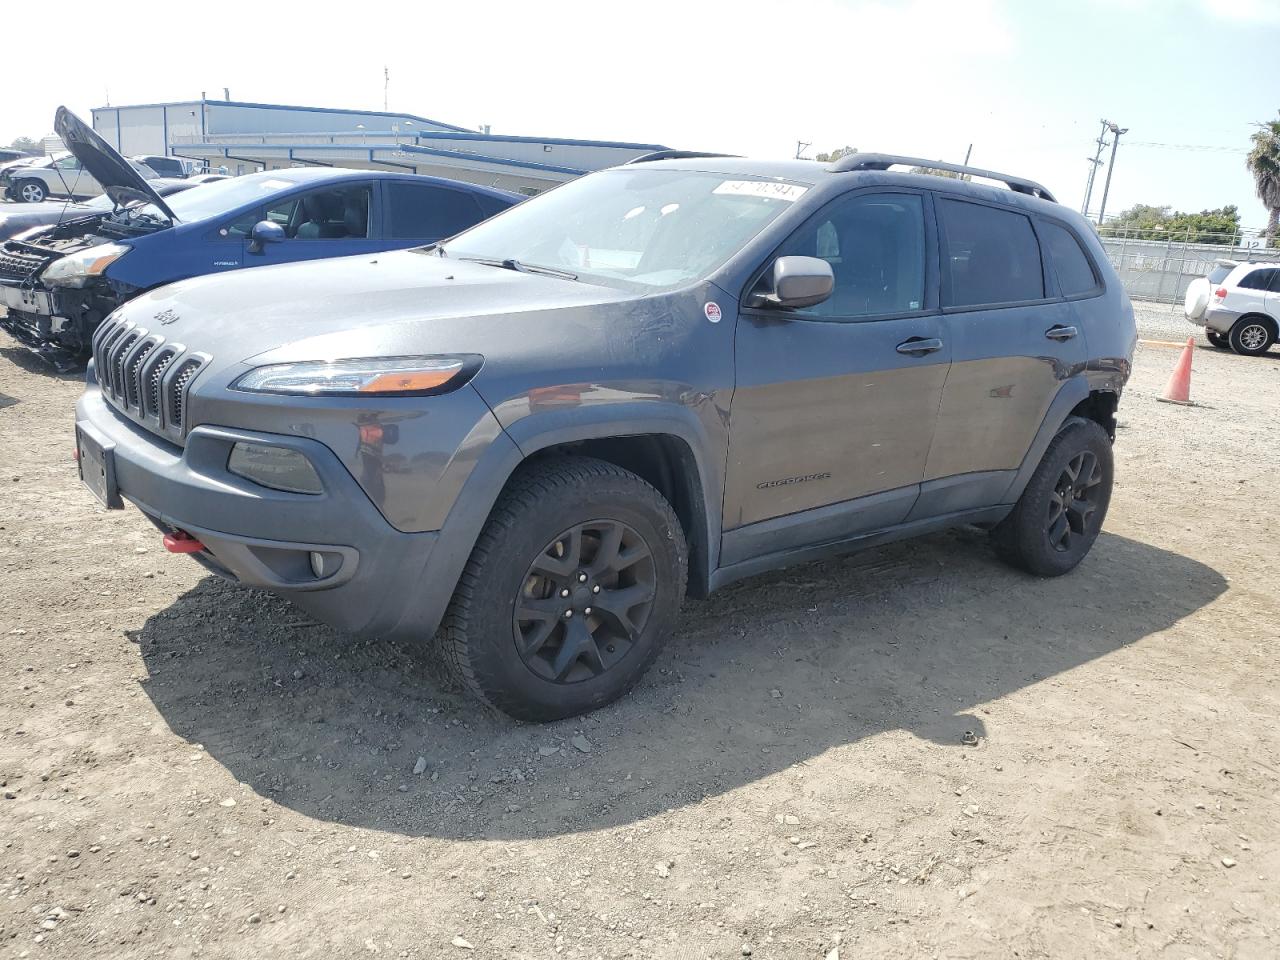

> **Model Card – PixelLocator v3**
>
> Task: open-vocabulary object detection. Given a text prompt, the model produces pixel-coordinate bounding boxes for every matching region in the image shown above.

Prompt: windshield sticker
[713,180,808,202]
[704,301,723,324]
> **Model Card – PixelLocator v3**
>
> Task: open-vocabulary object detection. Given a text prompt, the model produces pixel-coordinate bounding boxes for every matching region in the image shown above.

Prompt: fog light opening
[309,551,341,580]
[227,442,323,495]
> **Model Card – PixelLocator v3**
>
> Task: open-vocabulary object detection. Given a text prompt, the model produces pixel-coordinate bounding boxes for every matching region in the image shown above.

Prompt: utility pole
[963,143,973,166]
[384,67,389,112]
[795,140,811,160]
[1095,121,1128,227]
[1081,119,1110,216]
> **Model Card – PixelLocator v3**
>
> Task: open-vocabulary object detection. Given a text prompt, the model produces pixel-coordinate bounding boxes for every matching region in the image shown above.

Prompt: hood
[118,248,637,372]
[54,106,177,221]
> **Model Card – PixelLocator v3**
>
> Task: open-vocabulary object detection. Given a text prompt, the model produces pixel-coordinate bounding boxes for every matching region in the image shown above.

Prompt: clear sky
[4,0,1278,227]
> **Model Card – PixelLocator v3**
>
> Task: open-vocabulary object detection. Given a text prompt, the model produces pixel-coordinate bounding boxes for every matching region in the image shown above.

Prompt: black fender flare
[396,402,722,639]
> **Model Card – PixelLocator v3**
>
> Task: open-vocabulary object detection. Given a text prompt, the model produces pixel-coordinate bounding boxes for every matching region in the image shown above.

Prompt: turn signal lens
[360,369,459,393]
[1213,287,1227,300]
[232,356,479,397]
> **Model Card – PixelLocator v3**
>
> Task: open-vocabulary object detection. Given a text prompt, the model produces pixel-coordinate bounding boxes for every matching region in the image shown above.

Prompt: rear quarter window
[1207,265,1233,285]
[1040,220,1099,297]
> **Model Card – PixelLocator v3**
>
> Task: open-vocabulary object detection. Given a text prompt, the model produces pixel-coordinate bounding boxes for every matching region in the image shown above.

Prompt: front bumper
[0,282,57,317]
[75,383,448,639]
[0,283,87,371]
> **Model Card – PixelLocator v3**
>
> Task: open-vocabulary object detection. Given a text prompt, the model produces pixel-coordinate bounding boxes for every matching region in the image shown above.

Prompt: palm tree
[1246,113,1280,241]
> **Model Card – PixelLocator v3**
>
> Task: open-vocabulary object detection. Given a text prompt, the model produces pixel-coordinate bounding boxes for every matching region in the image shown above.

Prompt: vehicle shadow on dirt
[0,345,84,382]
[134,527,1225,840]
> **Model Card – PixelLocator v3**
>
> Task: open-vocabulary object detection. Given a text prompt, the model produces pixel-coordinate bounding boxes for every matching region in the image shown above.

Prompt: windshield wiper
[458,256,578,281]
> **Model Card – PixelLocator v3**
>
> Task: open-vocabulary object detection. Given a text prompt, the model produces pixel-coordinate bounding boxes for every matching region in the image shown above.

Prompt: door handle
[896,337,943,356]
[1045,325,1078,341]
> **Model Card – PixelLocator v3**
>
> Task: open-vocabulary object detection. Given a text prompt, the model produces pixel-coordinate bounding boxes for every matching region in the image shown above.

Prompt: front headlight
[41,243,129,288]
[231,355,480,397]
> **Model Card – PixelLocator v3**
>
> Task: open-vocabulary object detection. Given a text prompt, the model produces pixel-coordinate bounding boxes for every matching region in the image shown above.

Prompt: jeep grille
[91,315,209,443]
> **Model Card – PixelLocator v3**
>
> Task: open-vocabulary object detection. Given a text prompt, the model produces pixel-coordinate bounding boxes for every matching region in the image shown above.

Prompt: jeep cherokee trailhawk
[74,152,1136,720]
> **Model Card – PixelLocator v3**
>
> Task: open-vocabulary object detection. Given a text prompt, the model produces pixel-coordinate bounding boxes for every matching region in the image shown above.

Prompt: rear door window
[1039,220,1099,296]
[384,183,485,240]
[938,198,1044,308]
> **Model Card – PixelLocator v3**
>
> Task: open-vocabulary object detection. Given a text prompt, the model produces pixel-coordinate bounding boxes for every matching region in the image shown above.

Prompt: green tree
[8,136,40,154]
[1245,112,1280,240]
[1100,204,1241,244]
[909,164,968,180]
[813,146,856,162]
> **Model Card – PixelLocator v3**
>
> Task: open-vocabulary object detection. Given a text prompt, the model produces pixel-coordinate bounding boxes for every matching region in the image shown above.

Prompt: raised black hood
[54,106,178,221]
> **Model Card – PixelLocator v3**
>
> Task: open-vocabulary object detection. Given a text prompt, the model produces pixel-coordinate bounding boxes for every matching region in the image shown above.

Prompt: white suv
[1185,260,1280,356]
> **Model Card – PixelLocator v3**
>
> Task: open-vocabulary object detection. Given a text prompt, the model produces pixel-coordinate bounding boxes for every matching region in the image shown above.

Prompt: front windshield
[440,168,811,292]
[124,174,304,225]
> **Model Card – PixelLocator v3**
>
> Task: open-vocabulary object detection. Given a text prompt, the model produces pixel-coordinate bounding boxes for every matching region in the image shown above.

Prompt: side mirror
[752,256,834,310]
[247,219,286,254]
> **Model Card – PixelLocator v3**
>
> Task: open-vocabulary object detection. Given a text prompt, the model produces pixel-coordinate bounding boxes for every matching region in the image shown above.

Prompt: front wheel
[15,179,47,203]
[440,456,688,721]
[991,417,1113,577]
[1228,317,1275,356]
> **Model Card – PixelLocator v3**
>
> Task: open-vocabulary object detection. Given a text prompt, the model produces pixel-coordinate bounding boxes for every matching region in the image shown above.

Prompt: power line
[1124,141,1247,153]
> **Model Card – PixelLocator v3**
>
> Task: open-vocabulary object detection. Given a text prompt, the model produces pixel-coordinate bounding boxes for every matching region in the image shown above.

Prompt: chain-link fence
[1098,227,1275,304]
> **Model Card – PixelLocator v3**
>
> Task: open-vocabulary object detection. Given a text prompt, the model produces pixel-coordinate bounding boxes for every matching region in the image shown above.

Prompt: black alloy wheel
[513,519,657,684]
[1045,450,1104,553]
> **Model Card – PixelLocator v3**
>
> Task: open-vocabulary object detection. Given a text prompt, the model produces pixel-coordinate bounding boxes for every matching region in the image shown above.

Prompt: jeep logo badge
[155,309,179,326]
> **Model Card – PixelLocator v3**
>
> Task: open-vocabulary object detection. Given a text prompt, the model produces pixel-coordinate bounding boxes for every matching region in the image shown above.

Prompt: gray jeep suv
[74,152,1136,721]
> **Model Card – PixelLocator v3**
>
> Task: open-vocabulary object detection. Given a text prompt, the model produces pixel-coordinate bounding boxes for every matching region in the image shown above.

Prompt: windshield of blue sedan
[122,175,307,225]
[438,169,811,292]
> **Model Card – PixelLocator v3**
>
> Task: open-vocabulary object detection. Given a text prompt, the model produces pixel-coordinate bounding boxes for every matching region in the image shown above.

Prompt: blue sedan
[0,108,521,368]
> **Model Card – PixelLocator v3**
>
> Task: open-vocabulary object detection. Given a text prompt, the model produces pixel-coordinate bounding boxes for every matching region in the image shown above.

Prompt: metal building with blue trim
[91,99,668,194]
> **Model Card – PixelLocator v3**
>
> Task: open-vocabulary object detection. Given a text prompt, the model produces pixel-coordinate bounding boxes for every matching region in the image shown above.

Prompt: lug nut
[563,609,573,619]
[560,588,570,598]
[578,573,588,583]
[592,584,601,594]
[584,607,592,615]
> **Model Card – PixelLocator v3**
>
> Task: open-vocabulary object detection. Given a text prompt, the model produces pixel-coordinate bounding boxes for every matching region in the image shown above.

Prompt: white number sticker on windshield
[713,180,809,202]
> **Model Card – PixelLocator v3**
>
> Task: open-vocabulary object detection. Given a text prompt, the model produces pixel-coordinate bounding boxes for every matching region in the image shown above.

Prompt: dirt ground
[1,305,1278,960]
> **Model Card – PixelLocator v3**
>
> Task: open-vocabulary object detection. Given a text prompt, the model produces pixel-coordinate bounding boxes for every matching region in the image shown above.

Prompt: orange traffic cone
[1157,336,1195,406]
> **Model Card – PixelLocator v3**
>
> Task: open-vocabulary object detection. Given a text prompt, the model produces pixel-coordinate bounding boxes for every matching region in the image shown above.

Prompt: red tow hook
[163,530,205,554]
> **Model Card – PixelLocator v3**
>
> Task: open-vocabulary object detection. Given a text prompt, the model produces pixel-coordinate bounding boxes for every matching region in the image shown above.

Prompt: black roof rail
[831,152,1057,203]
[626,150,740,164]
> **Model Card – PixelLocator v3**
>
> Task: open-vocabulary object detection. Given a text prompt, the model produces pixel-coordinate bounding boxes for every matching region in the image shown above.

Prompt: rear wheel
[440,456,688,722]
[991,417,1113,577]
[1228,317,1275,356]
[1205,329,1228,349]
[15,179,46,203]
